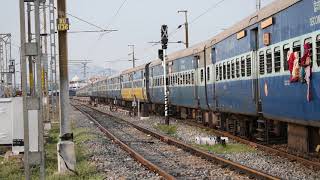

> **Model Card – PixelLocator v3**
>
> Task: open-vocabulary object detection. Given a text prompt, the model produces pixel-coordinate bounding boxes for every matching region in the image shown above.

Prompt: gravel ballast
[89,103,320,180]
[70,105,160,179]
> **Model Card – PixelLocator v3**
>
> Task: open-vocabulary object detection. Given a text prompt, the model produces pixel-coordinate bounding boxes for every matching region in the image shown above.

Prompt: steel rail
[72,104,175,180]
[183,120,320,171]
[77,103,280,180]
[79,98,320,171]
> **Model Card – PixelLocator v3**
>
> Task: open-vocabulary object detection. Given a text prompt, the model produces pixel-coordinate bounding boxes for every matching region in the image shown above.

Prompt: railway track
[181,120,320,171]
[81,98,320,172]
[72,102,280,180]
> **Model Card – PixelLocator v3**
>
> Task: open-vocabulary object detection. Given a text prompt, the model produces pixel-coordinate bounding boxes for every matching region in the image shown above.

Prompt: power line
[99,0,129,39]
[67,12,106,30]
[136,0,228,62]
[190,0,226,24]
[107,0,128,28]
[68,29,118,34]
[47,4,114,32]
[85,0,129,61]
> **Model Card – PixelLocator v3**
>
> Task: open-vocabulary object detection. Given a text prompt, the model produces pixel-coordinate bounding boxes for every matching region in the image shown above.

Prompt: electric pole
[34,1,46,178]
[42,0,50,129]
[57,0,76,174]
[128,44,136,68]
[19,2,30,179]
[160,25,169,125]
[178,10,189,48]
[0,34,14,90]
[49,0,58,122]
[69,60,92,80]
[20,0,45,179]
[256,0,261,11]
[27,2,35,96]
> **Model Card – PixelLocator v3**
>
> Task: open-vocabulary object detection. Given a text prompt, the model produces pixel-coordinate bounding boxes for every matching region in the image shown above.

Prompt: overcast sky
[1,0,274,79]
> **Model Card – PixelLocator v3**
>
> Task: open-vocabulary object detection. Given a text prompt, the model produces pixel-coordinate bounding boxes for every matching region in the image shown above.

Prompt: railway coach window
[274,47,281,72]
[216,66,219,81]
[305,38,313,65]
[175,75,177,85]
[223,64,226,80]
[219,65,222,81]
[266,49,272,74]
[236,59,240,78]
[191,72,195,84]
[246,55,251,77]
[259,51,265,75]
[283,44,290,71]
[200,69,204,82]
[317,35,320,66]
[227,62,231,79]
[241,57,246,77]
[231,60,235,79]
[293,41,301,59]
[172,76,174,85]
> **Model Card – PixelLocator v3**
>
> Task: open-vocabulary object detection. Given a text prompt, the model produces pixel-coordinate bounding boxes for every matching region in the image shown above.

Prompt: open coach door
[250,27,260,114]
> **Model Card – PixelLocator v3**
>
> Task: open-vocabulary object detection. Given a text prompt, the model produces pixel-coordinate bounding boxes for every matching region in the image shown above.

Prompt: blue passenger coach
[77,0,320,153]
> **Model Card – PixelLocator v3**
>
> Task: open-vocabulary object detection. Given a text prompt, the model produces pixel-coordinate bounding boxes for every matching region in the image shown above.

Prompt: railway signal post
[161,25,169,125]
[57,0,76,174]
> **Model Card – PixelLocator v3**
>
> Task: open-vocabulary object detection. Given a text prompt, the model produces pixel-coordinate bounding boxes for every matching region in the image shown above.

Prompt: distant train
[77,0,320,153]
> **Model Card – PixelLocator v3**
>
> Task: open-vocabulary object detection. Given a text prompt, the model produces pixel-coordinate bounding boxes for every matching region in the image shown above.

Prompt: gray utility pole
[49,0,58,122]
[69,60,92,80]
[27,3,35,96]
[128,44,136,68]
[42,0,50,128]
[34,1,45,178]
[178,10,189,48]
[19,1,30,178]
[19,0,45,179]
[160,25,169,125]
[57,0,76,174]
[256,0,261,11]
[0,34,13,88]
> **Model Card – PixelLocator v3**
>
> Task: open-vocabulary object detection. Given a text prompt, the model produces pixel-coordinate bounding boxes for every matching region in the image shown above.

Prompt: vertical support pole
[132,46,135,68]
[0,40,3,85]
[137,99,140,118]
[57,0,76,173]
[256,0,261,11]
[19,0,30,179]
[128,44,135,68]
[163,49,169,125]
[161,24,169,125]
[49,0,58,122]
[42,0,50,127]
[27,3,35,96]
[83,63,87,80]
[34,1,45,179]
[178,10,189,48]
[184,13,189,48]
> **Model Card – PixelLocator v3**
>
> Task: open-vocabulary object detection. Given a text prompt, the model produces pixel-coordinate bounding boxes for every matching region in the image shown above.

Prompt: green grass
[196,143,256,154]
[154,124,177,136]
[0,124,103,180]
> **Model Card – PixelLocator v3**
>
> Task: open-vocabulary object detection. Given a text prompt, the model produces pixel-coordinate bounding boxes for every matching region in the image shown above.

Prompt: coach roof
[167,0,301,61]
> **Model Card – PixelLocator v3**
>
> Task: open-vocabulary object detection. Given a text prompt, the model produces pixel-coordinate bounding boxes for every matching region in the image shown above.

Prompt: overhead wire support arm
[68,29,118,34]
